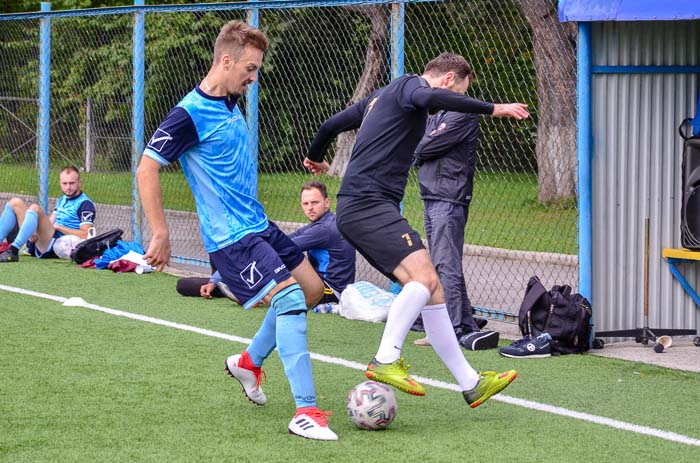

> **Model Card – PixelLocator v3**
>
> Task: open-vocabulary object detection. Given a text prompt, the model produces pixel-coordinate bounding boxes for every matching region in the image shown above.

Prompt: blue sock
[12,210,38,250]
[272,284,316,409]
[247,307,277,367]
[0,204,17,242]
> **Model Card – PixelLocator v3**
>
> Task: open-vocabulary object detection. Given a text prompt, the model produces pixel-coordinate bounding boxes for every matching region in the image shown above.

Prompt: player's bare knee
[28,204,42,214]
[422,274,441,295]
[8,197,27,211]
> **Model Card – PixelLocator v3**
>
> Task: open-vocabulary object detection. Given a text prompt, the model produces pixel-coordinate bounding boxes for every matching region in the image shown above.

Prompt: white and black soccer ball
[346,380,398,430]
[53,234,84,260]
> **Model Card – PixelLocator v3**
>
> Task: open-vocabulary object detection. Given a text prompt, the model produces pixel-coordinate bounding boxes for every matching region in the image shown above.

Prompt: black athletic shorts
[336,195,424,280]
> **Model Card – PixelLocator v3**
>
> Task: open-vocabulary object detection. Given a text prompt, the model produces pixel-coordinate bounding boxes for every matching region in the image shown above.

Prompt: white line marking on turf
[3,283,699,448]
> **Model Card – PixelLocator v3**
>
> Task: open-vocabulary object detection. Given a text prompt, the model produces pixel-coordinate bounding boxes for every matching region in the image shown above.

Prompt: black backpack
[518,276,592,355]
[70,228,124,264]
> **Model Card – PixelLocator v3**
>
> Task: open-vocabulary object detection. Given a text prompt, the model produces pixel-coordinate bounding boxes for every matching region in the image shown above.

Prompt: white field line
[2,283,699,448]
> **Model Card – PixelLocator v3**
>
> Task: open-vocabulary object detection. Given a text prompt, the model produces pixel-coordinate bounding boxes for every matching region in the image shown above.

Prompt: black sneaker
[459,330,500,351]
[475,317,489,330]
[499,334,552,358]
[0,248,19,262]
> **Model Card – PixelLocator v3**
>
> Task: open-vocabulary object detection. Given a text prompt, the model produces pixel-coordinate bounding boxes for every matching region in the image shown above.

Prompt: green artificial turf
[1,259,698,462]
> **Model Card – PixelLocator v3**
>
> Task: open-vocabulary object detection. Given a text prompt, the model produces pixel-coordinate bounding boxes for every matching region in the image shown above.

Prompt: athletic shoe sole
[365,370,426,397]
[498,352,551,359]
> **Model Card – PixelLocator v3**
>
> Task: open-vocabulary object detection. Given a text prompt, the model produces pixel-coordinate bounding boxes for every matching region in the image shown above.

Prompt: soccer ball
[53,234,84,260]
[346,380,398,430]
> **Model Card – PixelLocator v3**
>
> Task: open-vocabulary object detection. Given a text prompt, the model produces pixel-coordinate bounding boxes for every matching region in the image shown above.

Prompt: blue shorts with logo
[209,221,305,310]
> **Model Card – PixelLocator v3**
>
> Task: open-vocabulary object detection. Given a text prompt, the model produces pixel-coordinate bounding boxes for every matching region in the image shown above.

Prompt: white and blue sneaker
[499,333,552,358]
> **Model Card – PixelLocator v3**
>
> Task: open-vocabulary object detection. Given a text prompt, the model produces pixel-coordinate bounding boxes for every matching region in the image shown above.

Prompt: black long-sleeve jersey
[307,74,493,203]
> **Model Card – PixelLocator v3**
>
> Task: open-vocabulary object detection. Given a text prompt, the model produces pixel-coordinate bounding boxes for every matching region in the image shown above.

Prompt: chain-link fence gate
[0,0,578,320]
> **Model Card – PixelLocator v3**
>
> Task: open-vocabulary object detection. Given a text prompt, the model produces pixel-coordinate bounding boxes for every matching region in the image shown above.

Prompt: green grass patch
[0,164,577,254]
[1,259,699,462]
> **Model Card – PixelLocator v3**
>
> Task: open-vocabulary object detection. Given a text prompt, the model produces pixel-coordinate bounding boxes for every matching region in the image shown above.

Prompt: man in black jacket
[413,104,499,351]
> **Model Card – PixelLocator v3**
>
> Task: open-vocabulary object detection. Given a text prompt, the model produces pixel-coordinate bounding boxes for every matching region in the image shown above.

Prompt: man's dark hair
[423,52,473,82]
[300,180,328,199]
[60,165,81,177]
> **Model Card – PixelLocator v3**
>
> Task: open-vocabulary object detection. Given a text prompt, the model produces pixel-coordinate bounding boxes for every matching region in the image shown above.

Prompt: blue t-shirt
[289,211,356,293]
[143,87,268,253]
[54,192,96,236]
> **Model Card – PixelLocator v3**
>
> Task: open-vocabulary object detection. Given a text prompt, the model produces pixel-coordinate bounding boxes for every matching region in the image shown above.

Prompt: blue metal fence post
[389,2,405,295]
[247,0,260,164]
[390,1,405,79]
[38,2,51,213]
[577,22,593,302]
[132,0,145,244]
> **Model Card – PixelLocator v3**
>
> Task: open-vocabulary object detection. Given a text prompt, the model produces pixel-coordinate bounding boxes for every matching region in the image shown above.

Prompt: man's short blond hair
[213,20,269,64]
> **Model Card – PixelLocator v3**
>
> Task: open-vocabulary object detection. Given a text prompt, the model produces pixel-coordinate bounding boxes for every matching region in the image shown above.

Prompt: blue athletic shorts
[27,238,57,259]
[209,221,305,310]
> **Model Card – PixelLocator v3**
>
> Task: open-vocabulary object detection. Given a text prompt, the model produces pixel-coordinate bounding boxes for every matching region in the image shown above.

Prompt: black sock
[8,245,19,255]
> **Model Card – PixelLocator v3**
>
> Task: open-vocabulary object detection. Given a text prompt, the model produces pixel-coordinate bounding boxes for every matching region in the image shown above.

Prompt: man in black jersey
[304,53,528,408]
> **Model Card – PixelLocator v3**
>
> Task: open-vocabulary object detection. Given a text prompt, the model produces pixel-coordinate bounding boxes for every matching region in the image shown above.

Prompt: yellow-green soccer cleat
[365,357,426,396]
[463,370,518,408]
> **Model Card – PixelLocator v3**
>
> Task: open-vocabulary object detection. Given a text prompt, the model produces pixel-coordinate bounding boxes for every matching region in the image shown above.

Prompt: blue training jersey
[143,87,268,253]
[54,192,96,236]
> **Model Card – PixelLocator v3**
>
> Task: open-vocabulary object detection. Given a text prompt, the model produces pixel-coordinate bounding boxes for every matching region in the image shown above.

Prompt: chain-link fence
[0,0,578,317]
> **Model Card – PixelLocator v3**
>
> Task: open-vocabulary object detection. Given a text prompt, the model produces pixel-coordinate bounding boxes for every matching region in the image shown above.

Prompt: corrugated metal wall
[591,21,700,336]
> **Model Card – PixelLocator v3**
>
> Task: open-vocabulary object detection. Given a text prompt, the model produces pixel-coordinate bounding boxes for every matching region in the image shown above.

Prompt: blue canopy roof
[559,0,700,22]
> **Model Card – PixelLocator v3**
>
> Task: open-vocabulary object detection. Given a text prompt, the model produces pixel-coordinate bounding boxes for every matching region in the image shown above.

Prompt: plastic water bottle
[313,303,339,314]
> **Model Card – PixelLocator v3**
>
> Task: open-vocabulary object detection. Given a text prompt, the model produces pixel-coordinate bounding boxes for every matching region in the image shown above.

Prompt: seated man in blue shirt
[0,165,96,262]
[177,181,356,306]
[290,181,356,305]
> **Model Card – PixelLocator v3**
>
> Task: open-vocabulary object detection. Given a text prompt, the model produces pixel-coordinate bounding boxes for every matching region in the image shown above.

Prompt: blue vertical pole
[132,0,145,244]
[247,0,260,164]
[389,2,405,294]
[577,22,593,303]
[38,2,51,213]
[390,2,405,79]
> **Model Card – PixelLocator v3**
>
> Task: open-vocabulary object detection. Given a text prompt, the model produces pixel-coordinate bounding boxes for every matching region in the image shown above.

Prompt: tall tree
[512,0,578,203]
[327,4,389,177]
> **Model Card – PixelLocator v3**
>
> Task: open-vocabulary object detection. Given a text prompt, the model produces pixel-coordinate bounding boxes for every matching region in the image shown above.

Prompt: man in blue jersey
[136,20,337,441]
[305,53,528,408]
[0,165,96,262]
[290,181,356,305]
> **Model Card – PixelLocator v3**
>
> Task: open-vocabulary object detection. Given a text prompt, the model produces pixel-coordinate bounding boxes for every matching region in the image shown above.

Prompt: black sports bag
[70,228,123,264]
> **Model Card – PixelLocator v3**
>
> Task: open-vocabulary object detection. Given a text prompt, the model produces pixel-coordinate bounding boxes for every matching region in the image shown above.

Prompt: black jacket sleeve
[307,100,366,162]
[409,86,494,115]
[415,112,479,162]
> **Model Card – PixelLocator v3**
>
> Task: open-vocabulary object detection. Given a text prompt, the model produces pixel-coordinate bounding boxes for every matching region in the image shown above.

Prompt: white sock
[375,281,431,364]
[422,303,479,391]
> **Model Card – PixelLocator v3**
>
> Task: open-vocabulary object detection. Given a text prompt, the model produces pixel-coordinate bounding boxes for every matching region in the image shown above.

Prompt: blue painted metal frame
[247,0,260,165]
[390,2,405,79]
[0,0,441,21]
[593,66,700,74]
[132,0,145,245]
[38,2,51,214]
[577,22,594,340]
[665,258,700,307]
[577,23,592,303]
